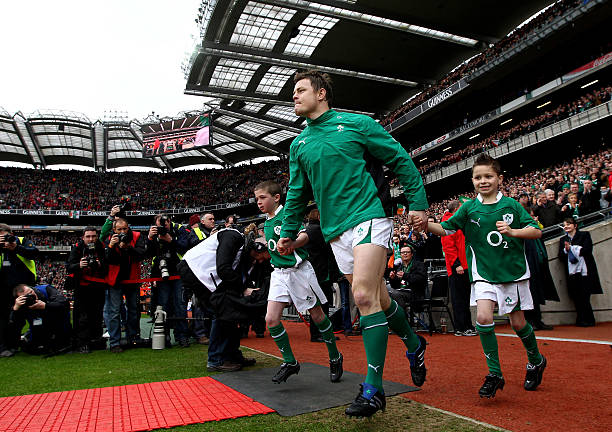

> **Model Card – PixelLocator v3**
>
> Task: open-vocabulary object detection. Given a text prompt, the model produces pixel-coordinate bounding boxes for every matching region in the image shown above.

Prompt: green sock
[360,311,388,392]
[268,323,296,364]
[314,316,340,361]
[384,299,420,352]
[476,322,502,377]
[515,323,543,365]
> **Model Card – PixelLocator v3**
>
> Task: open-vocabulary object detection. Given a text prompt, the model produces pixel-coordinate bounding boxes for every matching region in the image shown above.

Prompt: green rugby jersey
[279,109,428,242]
[265,205,308,268]
[440,192,539,284]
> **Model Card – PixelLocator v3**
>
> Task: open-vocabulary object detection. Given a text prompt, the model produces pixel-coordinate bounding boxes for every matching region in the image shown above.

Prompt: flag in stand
[69,210,80,219]
[397,204,406,215]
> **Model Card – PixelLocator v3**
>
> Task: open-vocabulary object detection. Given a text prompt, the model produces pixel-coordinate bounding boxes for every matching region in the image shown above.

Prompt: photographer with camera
[147,214,191,347]
[66,226,108,353]
[0,224,39,358]
[178,227,269,371]
[11,283,71,355]
[104,217,147,353]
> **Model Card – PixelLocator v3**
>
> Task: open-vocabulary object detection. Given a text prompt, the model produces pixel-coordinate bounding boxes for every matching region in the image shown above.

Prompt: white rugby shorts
[330,218,393,275]
[268,260,327,313]
[471,280,534,315]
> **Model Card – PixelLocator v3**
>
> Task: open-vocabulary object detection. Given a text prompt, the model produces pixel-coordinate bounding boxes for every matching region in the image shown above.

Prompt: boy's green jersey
[280,109,428,242]
[440,192,539,284]
[264,205,308,268]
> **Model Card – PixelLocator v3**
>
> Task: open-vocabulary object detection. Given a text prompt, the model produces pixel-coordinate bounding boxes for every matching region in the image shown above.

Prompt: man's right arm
[280,143,312,240]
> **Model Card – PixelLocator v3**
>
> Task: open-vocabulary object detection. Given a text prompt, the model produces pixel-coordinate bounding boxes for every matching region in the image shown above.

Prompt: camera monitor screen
[141,112,211,158]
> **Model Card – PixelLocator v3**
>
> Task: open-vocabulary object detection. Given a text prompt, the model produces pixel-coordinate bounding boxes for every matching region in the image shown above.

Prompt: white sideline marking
[419,402,510,431]
[242,346,283,360]
[496,333,611,345]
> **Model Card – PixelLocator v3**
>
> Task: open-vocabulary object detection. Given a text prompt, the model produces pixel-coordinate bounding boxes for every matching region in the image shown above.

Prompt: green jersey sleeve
[362,116,429,211]
[280,141,313,240]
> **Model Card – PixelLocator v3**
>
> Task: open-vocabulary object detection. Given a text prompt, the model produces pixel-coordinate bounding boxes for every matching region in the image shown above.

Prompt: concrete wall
[542,219,612,325]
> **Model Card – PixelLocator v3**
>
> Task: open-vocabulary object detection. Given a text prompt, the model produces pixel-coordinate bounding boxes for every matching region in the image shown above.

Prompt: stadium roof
[185,0,553,117]
[1,0,555,171]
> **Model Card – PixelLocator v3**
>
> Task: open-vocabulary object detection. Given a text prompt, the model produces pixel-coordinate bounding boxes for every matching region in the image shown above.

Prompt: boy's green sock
[268,323,296,364]
[360,311,388,393]
[476,322,502,377]
[384,299,420,352]
[314,316,341,361]
[515,322,543,365]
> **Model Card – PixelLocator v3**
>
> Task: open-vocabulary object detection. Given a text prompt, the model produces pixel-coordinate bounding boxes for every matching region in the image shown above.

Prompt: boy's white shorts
[268,260,327,314]
[471,280,534,315]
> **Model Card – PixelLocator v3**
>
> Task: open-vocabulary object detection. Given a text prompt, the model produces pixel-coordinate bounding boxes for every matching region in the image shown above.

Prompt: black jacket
[305,221,339,284]
[535,201,562,227]
[66,240,108,288]
[388,259,428,298]
[580,188,601,214]
[558,230,602,295]
[525,238,559,304]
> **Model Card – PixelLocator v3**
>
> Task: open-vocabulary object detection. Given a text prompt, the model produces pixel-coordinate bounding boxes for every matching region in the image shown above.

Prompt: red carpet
[0,377,273,432]
[241,321,612,432]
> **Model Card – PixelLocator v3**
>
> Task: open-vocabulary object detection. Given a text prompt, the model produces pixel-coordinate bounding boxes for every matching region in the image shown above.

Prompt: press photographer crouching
[178,227,269,372]
[66,226,108,354]
[11,284,71,355]
[147,214,191,347]
[0,224,39,358]
[104,217,147,353]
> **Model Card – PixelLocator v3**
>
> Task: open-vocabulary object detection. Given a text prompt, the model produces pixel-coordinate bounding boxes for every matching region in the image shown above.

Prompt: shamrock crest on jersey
[502,213,514,225]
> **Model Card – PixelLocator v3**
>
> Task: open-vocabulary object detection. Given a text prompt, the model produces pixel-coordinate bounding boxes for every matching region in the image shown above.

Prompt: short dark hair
[113,217,128,228]
[563,217,578,226]
[472,153,501,175]
[83,226,98,235]
[294,70,333,108]
[13,283,29,297]
[225,215,236,224]
[254,180,282,196]
[0,223,12,233]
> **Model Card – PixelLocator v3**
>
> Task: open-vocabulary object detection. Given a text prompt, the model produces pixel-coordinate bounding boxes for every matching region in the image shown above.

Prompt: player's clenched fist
[496,220,514,236]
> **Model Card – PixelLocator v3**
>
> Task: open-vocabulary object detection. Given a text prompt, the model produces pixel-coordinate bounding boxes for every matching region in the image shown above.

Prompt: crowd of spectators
[15,232,81,247]
[0,159,289,211]
[397,148,611,227]
[381,0,584,127]
[417,86,611,176]
[36,259,68,291]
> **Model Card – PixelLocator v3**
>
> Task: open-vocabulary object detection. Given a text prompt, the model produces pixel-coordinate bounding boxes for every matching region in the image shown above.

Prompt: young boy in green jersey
[254,180,343,384]
[420,154,547,398]
[278,70,429,418]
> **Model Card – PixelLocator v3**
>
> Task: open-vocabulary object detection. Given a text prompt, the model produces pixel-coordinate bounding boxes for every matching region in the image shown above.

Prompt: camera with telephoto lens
[84,242,99,269]
[158,251,172,280]
[116,198,131,219]
[23,293,37,307]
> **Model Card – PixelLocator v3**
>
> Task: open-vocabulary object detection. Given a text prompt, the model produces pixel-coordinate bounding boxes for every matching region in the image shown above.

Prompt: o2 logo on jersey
[486,231,508,249]
[274,226,282,236]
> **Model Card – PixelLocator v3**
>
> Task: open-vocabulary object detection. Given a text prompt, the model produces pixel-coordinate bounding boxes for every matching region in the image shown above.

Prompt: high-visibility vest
[193,226,205,241]
[0,237,37,277]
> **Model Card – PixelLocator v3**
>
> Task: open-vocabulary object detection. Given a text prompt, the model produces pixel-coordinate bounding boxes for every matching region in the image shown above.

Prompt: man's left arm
[363,117,428,212]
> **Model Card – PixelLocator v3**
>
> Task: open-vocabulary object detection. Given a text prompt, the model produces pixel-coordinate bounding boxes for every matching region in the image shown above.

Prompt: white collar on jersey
[476,191,503,203]
[266,204,283,220]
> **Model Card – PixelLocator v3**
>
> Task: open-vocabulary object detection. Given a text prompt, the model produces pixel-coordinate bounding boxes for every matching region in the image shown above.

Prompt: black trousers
[567,274,595,325]
[73,284,106,347]
[449,272,473,332]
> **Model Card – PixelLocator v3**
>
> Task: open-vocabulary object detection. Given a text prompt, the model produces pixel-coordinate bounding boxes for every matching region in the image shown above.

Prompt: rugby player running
[277,70,429,417]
